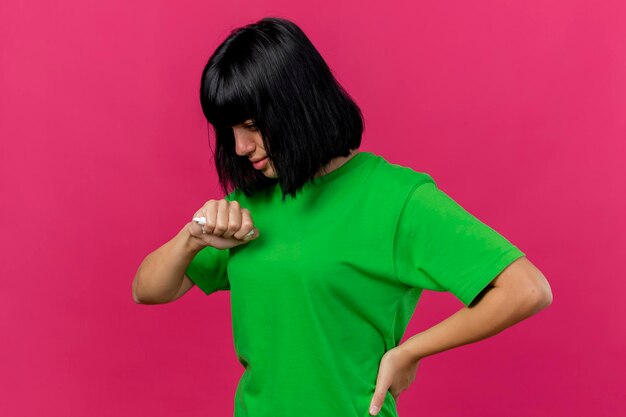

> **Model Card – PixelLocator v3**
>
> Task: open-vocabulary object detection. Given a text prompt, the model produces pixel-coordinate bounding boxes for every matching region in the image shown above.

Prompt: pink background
[1,1,624,416]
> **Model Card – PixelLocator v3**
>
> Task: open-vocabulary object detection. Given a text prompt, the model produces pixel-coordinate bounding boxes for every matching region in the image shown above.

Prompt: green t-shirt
[185,150,525,417]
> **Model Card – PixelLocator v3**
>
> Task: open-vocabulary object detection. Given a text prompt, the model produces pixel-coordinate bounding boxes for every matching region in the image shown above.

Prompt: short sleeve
[184,189,240,295]
[185,245,230,295]
[393,180,526,307]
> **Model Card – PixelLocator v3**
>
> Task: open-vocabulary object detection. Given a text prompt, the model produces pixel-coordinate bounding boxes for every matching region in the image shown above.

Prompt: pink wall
[1,1,624,416]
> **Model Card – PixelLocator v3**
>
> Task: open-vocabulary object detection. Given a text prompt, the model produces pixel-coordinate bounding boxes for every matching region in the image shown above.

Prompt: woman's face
[232,119,276,178]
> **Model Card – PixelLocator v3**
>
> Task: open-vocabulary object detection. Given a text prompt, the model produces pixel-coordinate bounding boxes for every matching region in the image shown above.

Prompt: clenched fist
[188,199,260,250]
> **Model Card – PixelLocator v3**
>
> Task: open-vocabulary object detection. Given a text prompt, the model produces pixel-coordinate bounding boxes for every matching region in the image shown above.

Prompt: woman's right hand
[188,199,260,250]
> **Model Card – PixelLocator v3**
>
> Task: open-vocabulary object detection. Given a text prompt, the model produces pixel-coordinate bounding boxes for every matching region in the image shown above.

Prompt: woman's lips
[252,157,268,170]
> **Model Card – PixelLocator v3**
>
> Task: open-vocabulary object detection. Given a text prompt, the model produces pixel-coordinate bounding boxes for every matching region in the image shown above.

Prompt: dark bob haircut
[199,16,364,202]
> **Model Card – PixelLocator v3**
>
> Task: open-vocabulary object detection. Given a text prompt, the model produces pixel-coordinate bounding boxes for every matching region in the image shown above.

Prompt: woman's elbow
[532,268,553,308]
[524,273,553,315]
[512,257,553,312]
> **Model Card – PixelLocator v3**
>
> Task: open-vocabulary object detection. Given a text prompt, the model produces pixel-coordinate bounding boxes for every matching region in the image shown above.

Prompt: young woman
[133,16,553,417]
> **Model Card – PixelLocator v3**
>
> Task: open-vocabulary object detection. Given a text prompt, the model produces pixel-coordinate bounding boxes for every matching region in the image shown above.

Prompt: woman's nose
[233,130,255,156]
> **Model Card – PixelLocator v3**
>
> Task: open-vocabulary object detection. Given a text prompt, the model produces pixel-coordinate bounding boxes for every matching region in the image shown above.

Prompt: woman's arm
[132,223,204,304]
[368,256,552,415]
[398,256,552,362]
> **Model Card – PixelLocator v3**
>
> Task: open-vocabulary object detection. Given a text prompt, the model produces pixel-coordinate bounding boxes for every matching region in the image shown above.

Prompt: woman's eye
[245,124,257,130]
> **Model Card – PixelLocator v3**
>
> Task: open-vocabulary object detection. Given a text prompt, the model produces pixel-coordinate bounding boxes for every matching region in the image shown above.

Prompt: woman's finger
[234,208,255,240]
[194,201,216,238]
[223,200,242,239]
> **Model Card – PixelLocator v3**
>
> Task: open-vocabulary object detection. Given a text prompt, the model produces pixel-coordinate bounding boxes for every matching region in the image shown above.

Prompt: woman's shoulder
[367,151,437,188]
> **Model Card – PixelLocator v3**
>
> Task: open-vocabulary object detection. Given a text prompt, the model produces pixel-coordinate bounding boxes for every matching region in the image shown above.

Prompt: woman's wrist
[181,222,207,254]
[398,333,428,363]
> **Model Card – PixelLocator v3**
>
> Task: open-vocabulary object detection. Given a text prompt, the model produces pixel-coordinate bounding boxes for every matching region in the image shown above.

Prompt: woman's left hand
[368,344,420,416]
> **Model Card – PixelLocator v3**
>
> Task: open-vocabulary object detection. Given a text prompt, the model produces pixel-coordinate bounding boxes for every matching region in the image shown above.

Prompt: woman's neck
[313,149,360,179]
